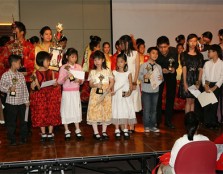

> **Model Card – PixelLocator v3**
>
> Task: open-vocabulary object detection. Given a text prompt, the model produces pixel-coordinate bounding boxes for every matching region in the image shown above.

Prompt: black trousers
[5,103,27,141]
[157,74,176,125]
[203,83,221,125]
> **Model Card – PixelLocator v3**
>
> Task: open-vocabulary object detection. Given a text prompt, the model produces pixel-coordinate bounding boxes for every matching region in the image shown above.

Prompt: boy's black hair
[147,47,159,53]
[8,54,22,67]
[156,36,170,46]
[202,31,213,41]
[36,51,51,67]
[14,21,26,36]
[59,36,68,42]
[175,34,185,44]
[209,44,222,58]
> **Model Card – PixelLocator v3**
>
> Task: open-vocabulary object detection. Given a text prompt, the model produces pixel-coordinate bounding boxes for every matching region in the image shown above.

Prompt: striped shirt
[0,69,29,105]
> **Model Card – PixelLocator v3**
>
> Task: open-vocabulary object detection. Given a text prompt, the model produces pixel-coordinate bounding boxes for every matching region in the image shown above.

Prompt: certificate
[69,70,85,80]
[197,92,218,107]
[41,79,56,88]
[188,85,201,98]
[150,68,162,89]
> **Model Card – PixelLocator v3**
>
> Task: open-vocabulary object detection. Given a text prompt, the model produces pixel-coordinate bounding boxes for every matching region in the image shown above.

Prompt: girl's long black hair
[184,112,199,141]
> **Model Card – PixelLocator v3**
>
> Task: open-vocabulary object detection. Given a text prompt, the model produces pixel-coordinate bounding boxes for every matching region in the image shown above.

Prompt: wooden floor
[0,110,222,172]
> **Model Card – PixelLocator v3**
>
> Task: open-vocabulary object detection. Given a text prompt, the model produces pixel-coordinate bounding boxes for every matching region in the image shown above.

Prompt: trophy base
[69,76,76,82]
[122,91,127,97]
[96,88,103,94]
[10,91,16,97]
[49,66,59,71]
[144,78,150,84]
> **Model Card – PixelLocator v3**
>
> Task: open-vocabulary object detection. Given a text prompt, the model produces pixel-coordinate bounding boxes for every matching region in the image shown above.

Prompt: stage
[0,111,222,174]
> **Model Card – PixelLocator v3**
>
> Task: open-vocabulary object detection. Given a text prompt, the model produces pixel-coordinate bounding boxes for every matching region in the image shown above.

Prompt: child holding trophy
[87,50,114,141]
[30,51,61,142]
[58,48,84,141]
[0,55,29,145]
[139,47,163,133]
[111,53,136,140]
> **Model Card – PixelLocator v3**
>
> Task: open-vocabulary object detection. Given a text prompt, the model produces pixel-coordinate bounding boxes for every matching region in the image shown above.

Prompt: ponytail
[184,112,199,141]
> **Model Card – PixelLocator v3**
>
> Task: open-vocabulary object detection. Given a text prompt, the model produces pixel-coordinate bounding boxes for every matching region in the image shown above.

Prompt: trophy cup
[30,75,39,91]
[49,23,64,71]
[144,64,152,83]
[10,16,25,72]
[10,77,18,96]
[168,58,175,71]
[96,74,104,94]
[64,65,75,82]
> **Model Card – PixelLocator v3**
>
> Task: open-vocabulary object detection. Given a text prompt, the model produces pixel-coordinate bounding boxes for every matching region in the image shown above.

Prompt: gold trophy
[96,74,104,94]
[144,64,152,83]
[64,65,75,82]
[168,58,175,71]
[30,75,39,91]
[10,77,18,96]
[49,23,64,71]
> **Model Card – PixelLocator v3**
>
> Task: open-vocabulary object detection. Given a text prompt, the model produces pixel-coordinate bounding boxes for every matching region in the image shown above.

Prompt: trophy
[144,64,152,83]
[49,23,64,71]
[64,65,75,82]
[96,74,104,94]
[10,77,18,96]
[30,75,39,91]
[10,15,25,72]
[168,58,175,71]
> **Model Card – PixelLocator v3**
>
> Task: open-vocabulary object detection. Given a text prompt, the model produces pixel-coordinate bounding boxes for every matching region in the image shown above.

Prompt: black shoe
[165,122,175,129]
[93,134,102,141]
[10,140,17,146]
[123,131,130,140]
[19,138,27,145]
[48,133,54,141]
[76,132,84,141]
[102,132,109,141]
[65,133,71,141]
[115,132,121,140]
[40,134,47,142]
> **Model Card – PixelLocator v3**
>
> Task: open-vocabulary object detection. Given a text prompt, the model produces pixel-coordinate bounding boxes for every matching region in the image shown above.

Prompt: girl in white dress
[57,48,84,141]
[112,53,136,139]
[119,35,142,133]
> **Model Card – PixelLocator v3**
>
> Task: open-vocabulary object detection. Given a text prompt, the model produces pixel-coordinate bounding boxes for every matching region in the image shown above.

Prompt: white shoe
[144,127,150,133]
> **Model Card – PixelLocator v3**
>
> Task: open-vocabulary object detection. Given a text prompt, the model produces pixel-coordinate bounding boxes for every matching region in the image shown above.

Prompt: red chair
[174,141,217,174]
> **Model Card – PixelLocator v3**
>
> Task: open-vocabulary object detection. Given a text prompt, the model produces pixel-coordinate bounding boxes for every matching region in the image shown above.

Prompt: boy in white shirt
[202,44,223,129]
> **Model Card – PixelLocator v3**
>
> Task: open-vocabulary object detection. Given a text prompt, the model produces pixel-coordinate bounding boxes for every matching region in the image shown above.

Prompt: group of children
[0,40,164,145]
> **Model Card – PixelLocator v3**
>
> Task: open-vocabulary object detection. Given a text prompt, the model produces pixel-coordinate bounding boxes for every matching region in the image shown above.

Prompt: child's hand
[96,83,102,89]
[144,74,151,79]
[111,91,115,96]
[170,68,175,74]
[31,82,37,90]
[25,102,30,107]
[204,85,210,93]
[74,79,81,84]
[158,75,163,81]
[53,82,58,86]
[125,90,132,97]
[10,86,16,92]
[162,68,170,74]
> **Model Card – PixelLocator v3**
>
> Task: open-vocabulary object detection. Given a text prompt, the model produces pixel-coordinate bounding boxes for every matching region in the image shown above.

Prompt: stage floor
[0,111,222,173]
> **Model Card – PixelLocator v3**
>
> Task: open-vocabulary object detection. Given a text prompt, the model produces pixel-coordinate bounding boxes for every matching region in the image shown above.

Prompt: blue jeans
[142,92,159,128]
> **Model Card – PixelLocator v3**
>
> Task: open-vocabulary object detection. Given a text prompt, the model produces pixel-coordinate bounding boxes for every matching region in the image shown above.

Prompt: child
[179,34,203,113]
[30,51,61,142]
[139,47,163,133]
[119,35,142,133]
[202,44,223,129]
[112,53,136,139]
[0,55,29,145]
[87,50,114,141]
[57,48,84,140]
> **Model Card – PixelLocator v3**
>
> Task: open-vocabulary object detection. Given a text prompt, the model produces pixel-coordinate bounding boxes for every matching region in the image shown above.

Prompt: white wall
[112,0,223,50]
[0,0,19,22]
